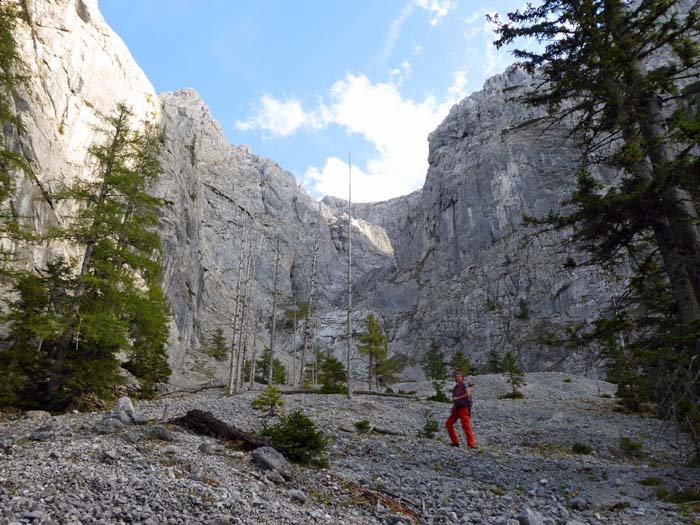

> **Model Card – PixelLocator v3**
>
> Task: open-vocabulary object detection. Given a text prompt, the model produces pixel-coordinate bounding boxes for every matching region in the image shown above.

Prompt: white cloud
[235,94,326,137]
[377,2,415,65]
[415,0,456,26]
[300,73,462,202]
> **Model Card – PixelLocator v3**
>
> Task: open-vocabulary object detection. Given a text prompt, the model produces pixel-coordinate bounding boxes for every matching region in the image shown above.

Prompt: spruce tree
[422,340,447,380]
[1,104,171,409]
[501,351,525,399]
[0,2,30,272]
[450,350,473,376]
[486,349,502,373]
[203,327,228,361]
[358,313,389,390]
[318,353,347,394]
[492,0,700,454]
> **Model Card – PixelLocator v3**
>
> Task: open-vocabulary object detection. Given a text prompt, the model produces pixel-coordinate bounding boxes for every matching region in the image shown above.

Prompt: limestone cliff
[8,0,623,382]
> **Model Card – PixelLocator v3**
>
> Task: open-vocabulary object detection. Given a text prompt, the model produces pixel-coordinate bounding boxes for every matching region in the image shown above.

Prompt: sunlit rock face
[10,0,621,379]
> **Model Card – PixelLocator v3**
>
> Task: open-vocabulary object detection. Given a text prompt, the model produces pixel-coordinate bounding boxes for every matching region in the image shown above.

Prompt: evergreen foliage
[357,313,389,390]
[485,349,502,373]
[450,350,473,376]
[422,340,447,380]
[318,353,347,394]
[251,384,283,416]
[203,327,228,361]
[244,347,286,385]
[492,0,700,452]
[260,409,326,465]
[422,412,440,439]
[427,381,451,403]
[0,2,30,272]
[0,105,171,409]
[500,351,525,399]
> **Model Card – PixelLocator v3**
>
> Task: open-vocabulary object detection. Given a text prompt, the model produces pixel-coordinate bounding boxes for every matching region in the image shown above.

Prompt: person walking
[445,371,475,448]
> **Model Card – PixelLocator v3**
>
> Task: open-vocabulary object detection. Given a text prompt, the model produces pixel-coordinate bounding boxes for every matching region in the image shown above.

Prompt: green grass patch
[638,477,662,487]
[571,442,592,455]
[619,436,644,458]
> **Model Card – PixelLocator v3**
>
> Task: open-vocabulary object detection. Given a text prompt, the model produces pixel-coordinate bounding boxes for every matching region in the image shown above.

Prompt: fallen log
[168,409,267,451]
[281,389,417,400]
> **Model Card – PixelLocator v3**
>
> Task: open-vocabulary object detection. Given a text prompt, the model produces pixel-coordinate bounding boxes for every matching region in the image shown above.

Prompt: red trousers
[445,406,475,448]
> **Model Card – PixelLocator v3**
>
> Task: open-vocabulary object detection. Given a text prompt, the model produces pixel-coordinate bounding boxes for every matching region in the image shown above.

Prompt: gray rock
[569,496,588,510]
[93,417,125,434]
[287,489,307,504]
[25,410,51,421]
[251,446,292,480]
[144,426,175,442]
[518,506,545,525]
[265,469,285,485]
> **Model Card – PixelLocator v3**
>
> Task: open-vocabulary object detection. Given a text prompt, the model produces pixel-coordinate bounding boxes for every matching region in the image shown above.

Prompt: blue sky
[100,0,526,202]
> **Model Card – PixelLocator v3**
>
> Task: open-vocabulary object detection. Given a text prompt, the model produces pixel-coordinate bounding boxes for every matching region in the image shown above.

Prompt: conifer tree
[1,104,171,409]
[0,2,30,271]
[358,313,388,390]
[491,0,700,453]
[486,349,502,373]
[450,350,473,376]
[318,353,347,394]
[203,327,228,361]
[422,340,447,380]
[501,351,525,399]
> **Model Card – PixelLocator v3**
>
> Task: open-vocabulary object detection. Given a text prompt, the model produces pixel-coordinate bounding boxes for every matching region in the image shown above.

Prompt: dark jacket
[452,382,472,413]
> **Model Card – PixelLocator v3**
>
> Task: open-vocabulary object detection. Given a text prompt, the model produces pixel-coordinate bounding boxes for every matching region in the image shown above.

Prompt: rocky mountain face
[8,0,621,381]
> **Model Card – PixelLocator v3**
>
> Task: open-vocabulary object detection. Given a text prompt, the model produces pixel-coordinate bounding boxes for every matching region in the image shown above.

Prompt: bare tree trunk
[238,236,261,391]
[268,237,282,385]
[347,151,353,401]
[299,237,319,387]
[249,311,260,389]
[234,237,254,392]
[227,233,248,395]
[638,93,700,320]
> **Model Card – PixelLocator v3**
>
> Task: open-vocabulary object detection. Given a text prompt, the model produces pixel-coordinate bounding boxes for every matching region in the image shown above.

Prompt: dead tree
[268,236,282,385]
[347,151,354,401]
[227,232,249,395]
[233,236,254,392]
[298,236,319,387]
[249,310,261,389]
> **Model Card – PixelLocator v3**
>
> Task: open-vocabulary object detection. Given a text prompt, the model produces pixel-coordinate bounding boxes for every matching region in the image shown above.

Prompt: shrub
[619,436,644,458]
[499,391,524,399]
[251,385,283,416]
[422,412,439,439]
[260,409,326,465]
[354,420,371,434]
[563,378,572,383]
[427,381,450,403]
[571,442,592,454]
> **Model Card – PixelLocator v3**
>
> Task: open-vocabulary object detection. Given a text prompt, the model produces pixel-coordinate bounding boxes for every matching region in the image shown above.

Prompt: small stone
[93,417,125,434]
[518,505,545,525]
[287,489,307,504]
[265,469,285,484]
[199,442,215,454]
[102,449,118,464]
[145,426,174,442]
[25,410,52,421]
[569,496,587,510]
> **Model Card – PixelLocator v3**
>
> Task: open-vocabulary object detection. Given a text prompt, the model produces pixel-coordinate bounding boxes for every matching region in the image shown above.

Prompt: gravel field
[0,373,698,525]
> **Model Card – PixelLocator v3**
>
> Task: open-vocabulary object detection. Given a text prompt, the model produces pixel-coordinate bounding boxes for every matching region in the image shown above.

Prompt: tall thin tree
[227,231,248,395]
[299,235,319,387]
[268,236,281,385]
[347,150,354,400]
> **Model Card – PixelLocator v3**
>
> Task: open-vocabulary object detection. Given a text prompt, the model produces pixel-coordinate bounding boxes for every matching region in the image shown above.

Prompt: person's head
[453,371,464,383]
